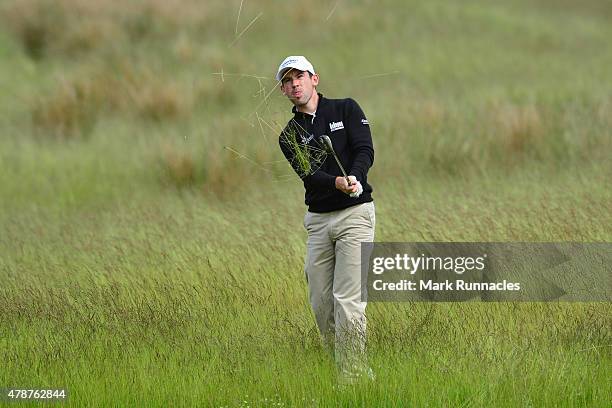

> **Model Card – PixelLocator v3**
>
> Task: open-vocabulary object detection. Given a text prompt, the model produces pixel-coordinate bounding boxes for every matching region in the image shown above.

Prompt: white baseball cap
[275,56,316,82]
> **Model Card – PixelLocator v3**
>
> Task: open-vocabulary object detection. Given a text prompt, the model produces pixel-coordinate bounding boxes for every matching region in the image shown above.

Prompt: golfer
[276,56,375,383]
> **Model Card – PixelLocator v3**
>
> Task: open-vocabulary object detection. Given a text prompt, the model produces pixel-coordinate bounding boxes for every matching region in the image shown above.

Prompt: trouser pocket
[366,202,376,229]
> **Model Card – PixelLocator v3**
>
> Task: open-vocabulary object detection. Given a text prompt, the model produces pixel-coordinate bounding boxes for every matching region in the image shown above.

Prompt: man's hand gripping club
[335,176,363,197]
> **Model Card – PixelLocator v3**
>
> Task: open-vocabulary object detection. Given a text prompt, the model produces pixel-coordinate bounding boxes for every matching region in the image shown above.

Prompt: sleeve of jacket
[279,126,336,190]
[345,98,374,182]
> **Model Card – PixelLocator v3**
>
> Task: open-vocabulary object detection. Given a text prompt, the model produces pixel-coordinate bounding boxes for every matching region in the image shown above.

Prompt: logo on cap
[281,59,298,68]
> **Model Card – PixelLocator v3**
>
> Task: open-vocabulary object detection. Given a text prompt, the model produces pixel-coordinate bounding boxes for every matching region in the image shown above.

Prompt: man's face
[279,69,319,107]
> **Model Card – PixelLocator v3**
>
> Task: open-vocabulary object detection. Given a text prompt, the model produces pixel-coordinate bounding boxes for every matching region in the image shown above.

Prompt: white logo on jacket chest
[329,121,344,132]
[300,133,315,144]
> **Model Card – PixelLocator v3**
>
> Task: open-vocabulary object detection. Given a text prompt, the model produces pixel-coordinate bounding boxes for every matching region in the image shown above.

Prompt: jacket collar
[291,92,326,116]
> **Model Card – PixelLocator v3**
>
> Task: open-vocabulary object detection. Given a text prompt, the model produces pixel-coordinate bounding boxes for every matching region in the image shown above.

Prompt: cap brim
[276,68,290,82]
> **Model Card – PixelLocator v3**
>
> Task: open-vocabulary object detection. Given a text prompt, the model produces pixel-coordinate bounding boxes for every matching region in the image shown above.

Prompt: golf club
[319,135,353,186]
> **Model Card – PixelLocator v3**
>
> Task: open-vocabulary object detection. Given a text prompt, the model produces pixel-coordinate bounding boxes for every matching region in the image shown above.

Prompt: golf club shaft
[330,151,352,185]
[320,135,352,186]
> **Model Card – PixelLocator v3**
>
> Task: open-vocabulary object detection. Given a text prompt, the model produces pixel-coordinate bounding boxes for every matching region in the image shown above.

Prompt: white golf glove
[350,182,363,198]
[347,176,363,198]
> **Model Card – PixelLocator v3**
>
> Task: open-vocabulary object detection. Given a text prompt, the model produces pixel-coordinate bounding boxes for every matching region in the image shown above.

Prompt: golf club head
[319,135,334,153]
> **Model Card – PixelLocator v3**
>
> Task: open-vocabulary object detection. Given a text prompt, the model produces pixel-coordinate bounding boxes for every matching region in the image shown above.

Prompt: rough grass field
[0,0,611,406]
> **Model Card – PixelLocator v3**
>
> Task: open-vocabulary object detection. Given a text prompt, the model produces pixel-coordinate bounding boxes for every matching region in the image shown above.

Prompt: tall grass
[1,182,610,405]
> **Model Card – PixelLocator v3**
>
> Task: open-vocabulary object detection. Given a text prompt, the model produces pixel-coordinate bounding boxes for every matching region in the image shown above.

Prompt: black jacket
[279,93,374,213]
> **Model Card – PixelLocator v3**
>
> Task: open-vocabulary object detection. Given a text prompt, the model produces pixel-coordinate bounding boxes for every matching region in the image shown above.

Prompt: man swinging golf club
[277,56,376,384]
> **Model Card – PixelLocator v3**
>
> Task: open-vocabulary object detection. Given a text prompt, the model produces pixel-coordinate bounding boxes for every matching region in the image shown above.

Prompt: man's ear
[311,74,319,86]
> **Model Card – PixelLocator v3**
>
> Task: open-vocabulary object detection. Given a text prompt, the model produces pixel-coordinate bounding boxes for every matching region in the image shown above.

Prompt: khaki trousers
[303,201,375,377]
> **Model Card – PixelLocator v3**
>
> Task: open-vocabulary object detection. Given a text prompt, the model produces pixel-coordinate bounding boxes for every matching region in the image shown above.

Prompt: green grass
[0,0,611,406]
